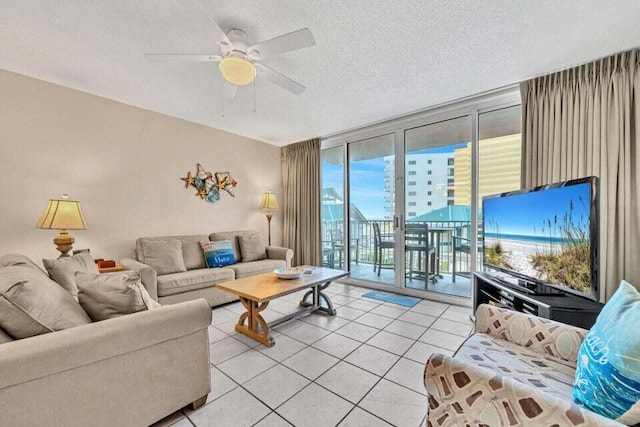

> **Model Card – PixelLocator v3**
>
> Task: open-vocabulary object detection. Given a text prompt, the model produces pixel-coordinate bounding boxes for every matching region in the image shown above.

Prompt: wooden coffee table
[216,266,349,347]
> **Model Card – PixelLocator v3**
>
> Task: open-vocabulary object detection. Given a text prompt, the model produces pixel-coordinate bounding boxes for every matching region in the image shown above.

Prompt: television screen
[482,177,598,299]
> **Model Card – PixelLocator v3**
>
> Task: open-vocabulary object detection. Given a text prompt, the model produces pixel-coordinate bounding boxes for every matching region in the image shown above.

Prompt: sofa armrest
[121,257,158,300]
[0,299,212,427]
[474,304,588,363]
[425,353,621,426]
[266,245,293,268]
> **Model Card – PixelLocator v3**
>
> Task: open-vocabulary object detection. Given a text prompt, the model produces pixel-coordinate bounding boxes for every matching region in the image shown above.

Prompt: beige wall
[0,69,283,264]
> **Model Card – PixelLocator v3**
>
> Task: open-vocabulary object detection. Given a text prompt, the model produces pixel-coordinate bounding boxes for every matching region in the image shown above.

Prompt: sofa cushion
[0,265,91,339]
[0,254,49,277]
[455,332,576,401]
[573,280,640,424]
[209,230,260,263]
[42,252,99,298]
[156,268,235,297]
[239,233,268,262]
[201,240,235,268]
[0,327,14,344]
[139,239,187,275]
[223,259,286,279]
[75,271,161,322]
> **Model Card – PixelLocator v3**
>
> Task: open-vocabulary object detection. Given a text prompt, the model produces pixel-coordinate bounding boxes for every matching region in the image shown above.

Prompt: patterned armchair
[424,304,623,426]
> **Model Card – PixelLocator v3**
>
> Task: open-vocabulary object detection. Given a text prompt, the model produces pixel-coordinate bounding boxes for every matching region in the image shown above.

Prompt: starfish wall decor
[180,163,238,203]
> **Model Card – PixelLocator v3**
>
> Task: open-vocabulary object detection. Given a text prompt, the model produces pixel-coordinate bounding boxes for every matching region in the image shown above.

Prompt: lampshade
[36,197,87,230]
[259,192,279,211]
[219,57,256,86]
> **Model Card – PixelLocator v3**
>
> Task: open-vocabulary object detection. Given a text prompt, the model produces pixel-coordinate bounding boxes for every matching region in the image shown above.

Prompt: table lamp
[259,191,278,245]
[36,194,87,257]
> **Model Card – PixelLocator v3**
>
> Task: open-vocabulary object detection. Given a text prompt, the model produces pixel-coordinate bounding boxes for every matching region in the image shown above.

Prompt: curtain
[520,49,640,301]
[281,138,322,267]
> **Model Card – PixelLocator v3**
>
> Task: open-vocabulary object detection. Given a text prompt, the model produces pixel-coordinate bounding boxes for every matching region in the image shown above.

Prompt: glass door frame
[323,86,521,304]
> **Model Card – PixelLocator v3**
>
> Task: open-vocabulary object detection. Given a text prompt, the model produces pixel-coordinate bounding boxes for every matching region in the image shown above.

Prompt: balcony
[322,219,473,298]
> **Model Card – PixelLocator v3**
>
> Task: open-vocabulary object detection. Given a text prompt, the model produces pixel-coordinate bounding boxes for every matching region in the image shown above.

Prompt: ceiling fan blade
[247,28,315,60]
[144,54,222,62]
[176,0,230,47]
[255,63,306,95]
[223,81,238,100]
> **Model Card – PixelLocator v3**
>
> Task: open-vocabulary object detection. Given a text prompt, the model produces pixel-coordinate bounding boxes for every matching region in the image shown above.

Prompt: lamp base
[266,213,273,246]
[53,230,74,257]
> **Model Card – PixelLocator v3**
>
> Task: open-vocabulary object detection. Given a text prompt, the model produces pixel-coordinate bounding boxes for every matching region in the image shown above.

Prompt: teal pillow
[573,280,640,424]
[201,240,235,268]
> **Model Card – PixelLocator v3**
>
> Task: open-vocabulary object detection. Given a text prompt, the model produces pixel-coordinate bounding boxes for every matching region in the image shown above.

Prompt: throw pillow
[201,240,236,268]
[75,271,161,322]
[0,265,92,339]
[42,252,99,298]
[238,233,268,262]
[140,239,187,275]
[573,280,640,424]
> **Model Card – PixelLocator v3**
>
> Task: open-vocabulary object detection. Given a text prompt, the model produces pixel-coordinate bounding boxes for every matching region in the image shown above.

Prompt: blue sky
[483,183,591,236]
[322,142,469,219]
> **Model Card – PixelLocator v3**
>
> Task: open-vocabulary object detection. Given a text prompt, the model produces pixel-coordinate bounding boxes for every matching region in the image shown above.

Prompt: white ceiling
[2,1,639,146]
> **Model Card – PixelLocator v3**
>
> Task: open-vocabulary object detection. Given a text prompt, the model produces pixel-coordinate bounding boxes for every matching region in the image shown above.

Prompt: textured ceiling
[1,1,639,146]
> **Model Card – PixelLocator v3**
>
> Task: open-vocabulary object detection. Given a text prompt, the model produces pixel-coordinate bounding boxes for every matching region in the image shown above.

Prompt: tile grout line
[201,285,472,426]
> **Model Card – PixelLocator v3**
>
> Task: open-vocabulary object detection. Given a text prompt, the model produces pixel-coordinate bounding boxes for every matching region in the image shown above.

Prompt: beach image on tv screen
[483,183,592,294]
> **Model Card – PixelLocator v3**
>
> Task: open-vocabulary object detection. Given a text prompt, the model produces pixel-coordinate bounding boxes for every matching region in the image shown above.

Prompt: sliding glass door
[348,134,396,286]
[321,89,522,301]
[404,116,472,297]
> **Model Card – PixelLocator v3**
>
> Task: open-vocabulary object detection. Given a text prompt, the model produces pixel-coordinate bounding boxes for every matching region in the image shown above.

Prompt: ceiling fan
[145,0,315,100]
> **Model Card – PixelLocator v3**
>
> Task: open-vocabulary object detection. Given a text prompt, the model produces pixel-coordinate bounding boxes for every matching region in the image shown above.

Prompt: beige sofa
[0,255,212,427]
[121,230,293,307]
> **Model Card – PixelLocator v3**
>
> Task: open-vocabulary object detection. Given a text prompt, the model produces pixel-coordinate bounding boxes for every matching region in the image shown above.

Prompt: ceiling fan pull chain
[253,78,257,113]
[222,97,225,118]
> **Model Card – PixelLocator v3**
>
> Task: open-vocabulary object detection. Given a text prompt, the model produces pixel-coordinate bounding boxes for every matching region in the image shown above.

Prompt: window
[427,191,432,196]
[408,171,416,176]
[408,212,416,216]
[427,160,432,165]
[408,160,416,165]
[408,191,416,196]
[447,200,454,206]
[448,169,454,177]
[408,181,416,186]
[427,202,432,206]
[427,180,432,185]
[427,170,432,175]
[408,202,416,206]
[448,158,454,166]
[448,178,454,186]
[448,189,454,197]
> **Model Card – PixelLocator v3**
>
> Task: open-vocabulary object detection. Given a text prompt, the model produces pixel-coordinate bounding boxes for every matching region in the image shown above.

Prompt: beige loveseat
[121,230,293,307]
[0,255,212,427]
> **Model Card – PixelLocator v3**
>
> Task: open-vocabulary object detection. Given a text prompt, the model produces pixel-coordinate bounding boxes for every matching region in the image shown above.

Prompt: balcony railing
[322,219,475,276]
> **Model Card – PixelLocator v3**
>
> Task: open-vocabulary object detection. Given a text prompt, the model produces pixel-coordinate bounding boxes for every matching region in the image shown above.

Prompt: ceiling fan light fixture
[218,57,256,86]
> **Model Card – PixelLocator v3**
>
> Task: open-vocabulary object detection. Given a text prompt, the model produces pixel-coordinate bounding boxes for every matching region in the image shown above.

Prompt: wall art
[181,163,237,203]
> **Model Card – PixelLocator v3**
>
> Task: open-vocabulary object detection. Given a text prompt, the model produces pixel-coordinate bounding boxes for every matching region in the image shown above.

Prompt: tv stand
[474,271,603,329]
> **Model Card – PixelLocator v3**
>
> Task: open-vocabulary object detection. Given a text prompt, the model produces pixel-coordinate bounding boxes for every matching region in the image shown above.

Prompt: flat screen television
[482,176,599,301]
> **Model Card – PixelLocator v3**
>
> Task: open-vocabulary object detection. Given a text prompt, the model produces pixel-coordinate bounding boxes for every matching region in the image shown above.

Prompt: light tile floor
[153,283,473,427]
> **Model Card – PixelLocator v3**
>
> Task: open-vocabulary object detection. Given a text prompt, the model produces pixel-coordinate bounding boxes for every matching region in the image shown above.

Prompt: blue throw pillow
[573,280,640,424]
[201,240,235,268]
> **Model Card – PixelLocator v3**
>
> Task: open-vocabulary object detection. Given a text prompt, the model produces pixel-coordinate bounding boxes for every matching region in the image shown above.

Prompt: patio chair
[405,223,436,283]
[373,222,394,275]
[452,235,482,282]
[325,229,359,269]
